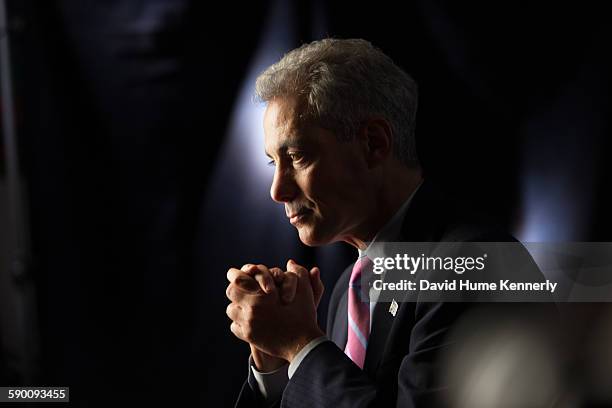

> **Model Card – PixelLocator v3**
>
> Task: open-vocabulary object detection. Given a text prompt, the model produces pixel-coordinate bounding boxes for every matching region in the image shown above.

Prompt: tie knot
[350,256,372,284]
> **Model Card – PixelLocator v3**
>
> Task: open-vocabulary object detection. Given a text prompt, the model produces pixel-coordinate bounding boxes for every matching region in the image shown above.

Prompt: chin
[297,227,333,247]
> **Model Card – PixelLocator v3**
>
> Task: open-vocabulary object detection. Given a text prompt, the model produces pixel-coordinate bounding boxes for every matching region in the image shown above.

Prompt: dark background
[1,0,610,406]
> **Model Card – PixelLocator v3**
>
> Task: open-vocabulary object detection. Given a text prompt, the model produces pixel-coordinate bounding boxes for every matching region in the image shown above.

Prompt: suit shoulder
[401,181,517,243]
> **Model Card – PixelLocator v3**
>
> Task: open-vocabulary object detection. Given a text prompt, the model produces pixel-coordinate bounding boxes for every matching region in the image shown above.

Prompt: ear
[358,117,393,168]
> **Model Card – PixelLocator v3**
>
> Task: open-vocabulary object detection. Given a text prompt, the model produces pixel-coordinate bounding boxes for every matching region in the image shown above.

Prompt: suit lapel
[363,298,395,372]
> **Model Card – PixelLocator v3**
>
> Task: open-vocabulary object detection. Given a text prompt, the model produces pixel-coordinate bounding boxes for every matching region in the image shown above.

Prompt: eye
[267,159,276,167]
[288,152,304,163]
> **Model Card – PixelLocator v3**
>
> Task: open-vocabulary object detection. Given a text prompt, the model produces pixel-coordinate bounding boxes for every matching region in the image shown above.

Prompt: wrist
[251,344,287,372]
[284,327,325,363]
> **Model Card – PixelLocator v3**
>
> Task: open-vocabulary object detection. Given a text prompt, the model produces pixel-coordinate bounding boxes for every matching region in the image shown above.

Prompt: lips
[288,209,312,225]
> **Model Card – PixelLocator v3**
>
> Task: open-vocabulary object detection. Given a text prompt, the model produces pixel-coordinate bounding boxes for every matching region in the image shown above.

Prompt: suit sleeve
[234,358,283,408]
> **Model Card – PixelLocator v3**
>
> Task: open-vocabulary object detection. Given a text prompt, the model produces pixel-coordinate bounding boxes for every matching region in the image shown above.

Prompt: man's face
[264,97,372,246]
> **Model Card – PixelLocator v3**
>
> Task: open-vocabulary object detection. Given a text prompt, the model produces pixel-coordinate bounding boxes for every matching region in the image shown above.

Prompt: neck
[343,166,423,250]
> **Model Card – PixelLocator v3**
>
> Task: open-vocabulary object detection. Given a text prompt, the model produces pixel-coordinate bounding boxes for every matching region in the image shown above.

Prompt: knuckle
[226,284,237,300]
[256,264,269,273]
[236,325,244,338]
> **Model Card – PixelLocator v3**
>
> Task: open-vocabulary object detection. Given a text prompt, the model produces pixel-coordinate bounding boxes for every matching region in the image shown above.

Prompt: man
[225,38,553,407]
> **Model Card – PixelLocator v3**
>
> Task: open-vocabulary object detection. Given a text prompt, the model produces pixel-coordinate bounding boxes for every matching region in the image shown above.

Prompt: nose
[270,165,297,203]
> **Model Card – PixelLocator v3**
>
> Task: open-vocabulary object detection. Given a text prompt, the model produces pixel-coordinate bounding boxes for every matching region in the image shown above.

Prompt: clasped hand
[226,260,325,369]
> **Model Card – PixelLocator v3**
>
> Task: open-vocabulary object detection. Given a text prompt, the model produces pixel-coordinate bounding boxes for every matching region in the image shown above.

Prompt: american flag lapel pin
[389,299,398,317]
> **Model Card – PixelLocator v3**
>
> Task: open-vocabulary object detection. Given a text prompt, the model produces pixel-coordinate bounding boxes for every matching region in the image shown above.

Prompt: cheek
[306,168,363,214]
[295,166,323,201]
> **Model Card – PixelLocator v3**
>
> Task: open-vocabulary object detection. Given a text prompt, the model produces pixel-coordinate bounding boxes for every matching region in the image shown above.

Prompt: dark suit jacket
[235,181,555,407]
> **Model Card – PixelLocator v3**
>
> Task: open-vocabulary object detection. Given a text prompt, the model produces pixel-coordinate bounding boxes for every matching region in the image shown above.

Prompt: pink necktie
[344,256,372,369]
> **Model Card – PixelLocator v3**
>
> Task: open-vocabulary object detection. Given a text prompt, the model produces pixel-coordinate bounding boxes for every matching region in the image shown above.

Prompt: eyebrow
[265,139,307,158]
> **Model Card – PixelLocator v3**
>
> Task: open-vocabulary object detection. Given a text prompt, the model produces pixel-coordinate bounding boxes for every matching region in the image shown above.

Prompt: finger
[309,267,325,307]
[230,321,246,342]
[287,260,315,303]
[235,275,262,292]
[226,282,251,302]
[252,264,275,294]
[227,267,255,283]
[229,266,271,293]
[269,267,284,285]
[228,268,261,292]
[241,263,256,272]
[286,259,309,280]
[240,264,266,280]
[226,283,236,301]
[243,264,262,276]
[226,303,242,322]
[280,272,298,303]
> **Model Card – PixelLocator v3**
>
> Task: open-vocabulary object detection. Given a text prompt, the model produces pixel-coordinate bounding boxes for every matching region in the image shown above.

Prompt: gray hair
[255,38,419,167]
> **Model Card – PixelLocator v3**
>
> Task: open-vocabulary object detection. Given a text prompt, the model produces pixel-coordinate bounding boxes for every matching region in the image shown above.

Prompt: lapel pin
[389,299,398,317]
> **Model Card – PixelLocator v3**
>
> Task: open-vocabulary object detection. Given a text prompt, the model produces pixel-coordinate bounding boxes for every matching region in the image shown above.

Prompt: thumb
[309,267,324,308]
[286,259,313,297]
[286,259,309,280]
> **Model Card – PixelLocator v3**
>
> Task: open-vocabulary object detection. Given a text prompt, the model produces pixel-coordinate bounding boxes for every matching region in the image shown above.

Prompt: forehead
[263,98,310,151]
[264,97,300,129]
